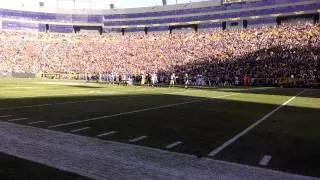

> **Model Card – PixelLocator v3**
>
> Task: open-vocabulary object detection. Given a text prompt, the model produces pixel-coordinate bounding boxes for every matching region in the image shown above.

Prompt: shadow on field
[0,90,319,178]
[168,85,320,98]
[64,85,104,89]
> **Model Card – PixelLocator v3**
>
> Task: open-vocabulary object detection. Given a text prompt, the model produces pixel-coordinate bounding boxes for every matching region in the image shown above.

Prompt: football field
[0,78,319,179]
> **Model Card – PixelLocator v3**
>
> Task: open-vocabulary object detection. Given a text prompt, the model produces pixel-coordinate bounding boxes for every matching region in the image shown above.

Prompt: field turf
[0,78,319,179]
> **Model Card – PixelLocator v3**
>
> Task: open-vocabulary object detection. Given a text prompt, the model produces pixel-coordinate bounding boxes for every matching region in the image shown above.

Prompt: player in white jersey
[141,73,146,85]
[151,73,158,86]
[85,73,89,82]
[169,73,176,87]
[99,73,103,82]
[235,76,239,86]
[184,73,189,89]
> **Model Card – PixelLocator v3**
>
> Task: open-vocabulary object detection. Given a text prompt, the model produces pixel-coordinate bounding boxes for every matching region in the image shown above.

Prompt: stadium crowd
[0,23,319,87]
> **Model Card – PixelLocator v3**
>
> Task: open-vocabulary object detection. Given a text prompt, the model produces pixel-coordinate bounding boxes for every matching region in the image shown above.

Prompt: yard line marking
[0,99,107,111]
[70,127,90,133]
[0,89,155,111]
[48,93,236,128]
[208,89,307,157]
[97,131,117,137]
[8,118,28,122]
[129,136,148,143]
[165,141,182,149]
[206,93,236,101]
[0,89,153,101]
[259,155,272,166]
[0,115,12,118]
[27,121,46,125]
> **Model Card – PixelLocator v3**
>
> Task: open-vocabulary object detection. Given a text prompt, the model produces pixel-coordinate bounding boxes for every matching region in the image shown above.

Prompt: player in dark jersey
[243,73,248,87]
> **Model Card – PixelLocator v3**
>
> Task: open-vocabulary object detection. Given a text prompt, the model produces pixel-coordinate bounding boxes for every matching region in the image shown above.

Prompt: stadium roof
[0,0,211,10]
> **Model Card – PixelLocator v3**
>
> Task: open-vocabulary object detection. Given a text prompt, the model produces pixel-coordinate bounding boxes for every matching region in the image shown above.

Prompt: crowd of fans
[0,22,319,87]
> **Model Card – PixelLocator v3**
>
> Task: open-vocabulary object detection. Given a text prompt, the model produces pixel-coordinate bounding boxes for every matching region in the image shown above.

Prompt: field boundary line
[208,89,307,157]
[48,93,236,128]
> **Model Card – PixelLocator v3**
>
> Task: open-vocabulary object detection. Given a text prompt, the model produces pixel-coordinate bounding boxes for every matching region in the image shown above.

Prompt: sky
[0,0,209,9]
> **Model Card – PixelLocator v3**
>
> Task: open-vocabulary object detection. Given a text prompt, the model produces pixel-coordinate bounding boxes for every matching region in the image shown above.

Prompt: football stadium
[0,0,319,179]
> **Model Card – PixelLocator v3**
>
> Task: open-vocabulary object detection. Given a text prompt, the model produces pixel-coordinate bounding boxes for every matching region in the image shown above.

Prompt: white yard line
[0,99,108,111]
[48,93,236,129]
[206,93,236,101]
[27,121,46,125]
[8,118,28,122]
[38,81,98,86]
[0,87,155,101]
[129,136,148,143]
[165,141,182,149]
[0,115,12,118]
[208,89,307,157]
[0,90,125,101]
[97,131,117,137]
[0,89,159,111]
[0,91,91,99]
[70,127,90,133]
[259,155,272,166]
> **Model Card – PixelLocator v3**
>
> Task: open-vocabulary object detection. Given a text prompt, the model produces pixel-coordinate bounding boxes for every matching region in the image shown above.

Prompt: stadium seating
[103,4,319,26]
[103,0,312,19]
[2,21,39,31]
[0,0,318,32]
[0,0,319,87]
[0,8,102,23]
[0,23,319,87]
[48,25,74,33]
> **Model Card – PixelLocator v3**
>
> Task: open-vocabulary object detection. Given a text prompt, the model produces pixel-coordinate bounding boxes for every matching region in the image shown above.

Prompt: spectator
[0,23,318,87]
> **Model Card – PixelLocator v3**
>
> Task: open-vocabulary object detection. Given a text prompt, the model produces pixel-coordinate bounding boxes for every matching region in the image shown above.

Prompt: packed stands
[0,23,319,87]
[0,0,319,87]
[0,0,319,33]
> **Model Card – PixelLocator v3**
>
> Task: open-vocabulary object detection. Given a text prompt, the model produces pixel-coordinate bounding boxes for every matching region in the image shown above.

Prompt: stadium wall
[11,73,36,78]
[0,72,12,78]
[0,72,35,78]
[0,0,319,33]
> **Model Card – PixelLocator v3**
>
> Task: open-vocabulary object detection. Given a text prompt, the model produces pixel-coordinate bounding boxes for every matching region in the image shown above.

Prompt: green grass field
[0,78,319,179]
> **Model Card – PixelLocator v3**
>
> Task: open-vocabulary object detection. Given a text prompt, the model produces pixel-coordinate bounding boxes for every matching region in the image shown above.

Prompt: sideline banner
[12,72,36,78]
